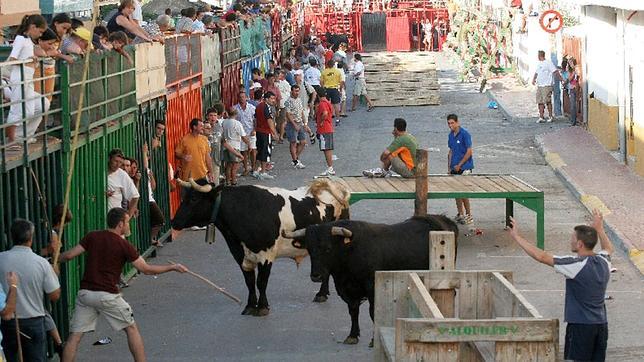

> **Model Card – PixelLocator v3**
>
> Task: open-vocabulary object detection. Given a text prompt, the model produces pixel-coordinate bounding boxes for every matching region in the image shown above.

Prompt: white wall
[584,6,618,106]
[512,16,552,83]
[623,11,644,127]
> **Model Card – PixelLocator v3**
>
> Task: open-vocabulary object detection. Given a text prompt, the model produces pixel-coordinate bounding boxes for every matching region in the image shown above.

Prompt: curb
[485,89,514,122]
[535,134,644,275]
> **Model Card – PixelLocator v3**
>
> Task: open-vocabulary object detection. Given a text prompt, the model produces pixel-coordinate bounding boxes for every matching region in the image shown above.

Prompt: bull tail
[308,179,351,209]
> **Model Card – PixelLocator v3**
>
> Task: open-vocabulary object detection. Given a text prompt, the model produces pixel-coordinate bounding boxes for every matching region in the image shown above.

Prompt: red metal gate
[386,16,411,51]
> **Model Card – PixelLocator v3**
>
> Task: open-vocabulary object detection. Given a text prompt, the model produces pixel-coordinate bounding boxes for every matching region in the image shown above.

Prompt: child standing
[7,15,48,148]
[221,108,250,186]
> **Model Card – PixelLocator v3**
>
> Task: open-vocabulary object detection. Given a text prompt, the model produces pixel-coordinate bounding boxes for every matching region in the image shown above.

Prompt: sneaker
[295,160,306,169]
[363,167,383,177]
[536,117,545,123]
[320,167,336,176]
[454,214,464,223]
[335,119,341,126]
[462,214,474,225]
[250,171,260,179]
[378,170,393,178]
[27,137,37,144]
[258,172,275,180]
[546,117,553,123]
[332,155,338,161]
[190,226,206,231]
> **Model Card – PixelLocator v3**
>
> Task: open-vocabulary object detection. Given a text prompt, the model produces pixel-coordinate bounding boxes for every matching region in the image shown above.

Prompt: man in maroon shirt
[254,91,278,180]
[59,208,187,362]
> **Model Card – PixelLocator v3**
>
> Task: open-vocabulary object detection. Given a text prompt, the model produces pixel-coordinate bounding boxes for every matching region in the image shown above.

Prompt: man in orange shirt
[364,118,418,178]
[175,118,215,187]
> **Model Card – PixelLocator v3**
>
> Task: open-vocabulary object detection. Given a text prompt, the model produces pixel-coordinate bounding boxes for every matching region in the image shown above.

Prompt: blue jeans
[569,88,578,126]
[0,317,47,362]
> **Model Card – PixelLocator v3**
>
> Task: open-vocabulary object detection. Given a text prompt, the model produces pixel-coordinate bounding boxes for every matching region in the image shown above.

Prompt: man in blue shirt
[447,114,474,224]
[509,209,613,362]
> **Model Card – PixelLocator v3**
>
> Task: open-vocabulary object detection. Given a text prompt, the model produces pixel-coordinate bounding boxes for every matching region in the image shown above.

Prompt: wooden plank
[471,175,507,192]
[439,176,465,193]
[535,340,558,361]
[430,231,456,271]
[393,271,411,320]
[414,149,428,216]
[379,327,396,362]
[430,289,456,318]
[399,318,559,343]
[382,178,405,192]
[504,175,539,192]
[492,272,542,318]
[457,272,478,319]
[438,342,460,362]
[470,341,496,362]
[359,177,387,193]
[342,177,369,193]
[394,178,416,192]
[487,176,517,193]
[514,341,539,362]
[374,272,395,362]
[453,175,488,193]
[477,272,493,319]
[375,178,400,193]
[496,342,517,361]
[408,273,444,318]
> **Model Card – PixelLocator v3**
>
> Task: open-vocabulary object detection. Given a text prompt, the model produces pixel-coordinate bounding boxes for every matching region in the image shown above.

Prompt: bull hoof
[254,307,270,317]
[343,336,359,345]
[369,338,374,348]
[313,294,328,303]
[241,306,258,316]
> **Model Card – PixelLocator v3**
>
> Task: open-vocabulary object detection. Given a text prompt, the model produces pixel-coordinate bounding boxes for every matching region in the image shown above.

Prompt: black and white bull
[282,215,458,344]
[171,178,350,316]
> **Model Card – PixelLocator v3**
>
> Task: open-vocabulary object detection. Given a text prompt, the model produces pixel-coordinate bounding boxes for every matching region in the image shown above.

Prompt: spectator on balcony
[176,7,196,34]
[92,25,111,50]
[192,7,208,33]
[135,14,170,44]
[107,0,154,42]
[6,14,48,149]
[61,27,92,56]
[131,0,143,25]
[107,148,140,216]
[108,31,133,65]
[34,29,62,102]
[48,13,75,63]
[164,8,175,29]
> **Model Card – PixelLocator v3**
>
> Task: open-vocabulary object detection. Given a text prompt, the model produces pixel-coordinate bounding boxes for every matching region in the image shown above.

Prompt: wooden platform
[363,51,441,107]
[1,136,62,172]
[328,174,546,248]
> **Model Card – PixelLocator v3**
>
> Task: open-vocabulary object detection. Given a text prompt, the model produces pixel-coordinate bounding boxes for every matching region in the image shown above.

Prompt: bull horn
[282,229,306,239]
[331,227,352,238]
[189,178,212,193]
[176,178,192,188]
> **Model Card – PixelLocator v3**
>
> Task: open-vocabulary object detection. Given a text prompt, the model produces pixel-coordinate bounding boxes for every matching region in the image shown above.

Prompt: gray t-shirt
[0,246,60,318]
[553,251,611,324]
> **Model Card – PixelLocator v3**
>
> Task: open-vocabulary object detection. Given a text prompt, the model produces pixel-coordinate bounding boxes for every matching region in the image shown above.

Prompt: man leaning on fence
[0,219,61,362]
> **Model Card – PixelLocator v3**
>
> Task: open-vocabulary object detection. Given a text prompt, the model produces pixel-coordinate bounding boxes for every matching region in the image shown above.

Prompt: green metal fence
[202,80,222,114]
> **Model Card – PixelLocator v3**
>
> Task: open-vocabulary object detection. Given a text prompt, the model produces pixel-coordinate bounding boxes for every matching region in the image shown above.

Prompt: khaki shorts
[353,78,368,96]
[70,290,135,332]
[536,86,553,104]
[391,157,415,178]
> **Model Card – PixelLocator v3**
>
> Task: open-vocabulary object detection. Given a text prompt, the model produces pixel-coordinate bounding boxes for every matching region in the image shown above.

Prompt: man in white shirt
[276,70,293,142]
[234,91,257,176]
[350,53,375,112]
[107,149,140,216]
[532,50,561,123]
[304,58,322,93]
[221,108,250,186]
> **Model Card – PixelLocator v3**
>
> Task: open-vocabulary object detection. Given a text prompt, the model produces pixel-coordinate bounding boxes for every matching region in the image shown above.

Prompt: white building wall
[512,16,551,83]
[623,11,644,127]
[584,6,619,106]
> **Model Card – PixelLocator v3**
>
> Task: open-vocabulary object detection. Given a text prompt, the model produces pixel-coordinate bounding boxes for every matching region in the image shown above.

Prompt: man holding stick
[508,209,613,362]
[59,208,187,362]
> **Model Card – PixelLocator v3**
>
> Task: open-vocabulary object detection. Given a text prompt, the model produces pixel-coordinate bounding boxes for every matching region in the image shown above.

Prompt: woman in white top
[7,15,48,148]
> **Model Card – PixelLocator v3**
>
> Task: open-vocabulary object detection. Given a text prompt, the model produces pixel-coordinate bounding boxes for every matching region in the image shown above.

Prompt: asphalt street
[75,53,644,361]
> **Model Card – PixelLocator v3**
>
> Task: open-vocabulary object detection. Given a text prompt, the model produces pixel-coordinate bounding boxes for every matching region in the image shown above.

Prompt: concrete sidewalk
[488,77,644,274]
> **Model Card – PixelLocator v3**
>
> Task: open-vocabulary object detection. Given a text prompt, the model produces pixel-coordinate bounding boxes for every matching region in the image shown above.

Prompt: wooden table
[332,174,545,249]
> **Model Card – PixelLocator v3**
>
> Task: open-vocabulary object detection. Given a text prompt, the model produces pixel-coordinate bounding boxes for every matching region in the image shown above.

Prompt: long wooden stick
[15,314,24,362]
[168,260,241,305]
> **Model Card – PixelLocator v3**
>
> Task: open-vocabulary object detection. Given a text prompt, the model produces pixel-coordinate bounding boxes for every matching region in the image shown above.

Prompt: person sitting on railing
[107,0,155,42]
[6,14,48,149]
[60,27,92,57]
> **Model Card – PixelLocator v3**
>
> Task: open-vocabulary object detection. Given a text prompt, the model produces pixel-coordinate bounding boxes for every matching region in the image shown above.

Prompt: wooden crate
[374,270,559,361]
[135,42,167,104]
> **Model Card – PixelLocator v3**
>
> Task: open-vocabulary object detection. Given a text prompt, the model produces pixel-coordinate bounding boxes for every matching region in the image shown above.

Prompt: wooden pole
[429,231,456,318]
[168,260,242,304]
[414,149,428,216]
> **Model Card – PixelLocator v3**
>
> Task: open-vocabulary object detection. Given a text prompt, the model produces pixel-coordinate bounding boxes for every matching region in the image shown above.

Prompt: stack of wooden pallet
[362,52,440,106]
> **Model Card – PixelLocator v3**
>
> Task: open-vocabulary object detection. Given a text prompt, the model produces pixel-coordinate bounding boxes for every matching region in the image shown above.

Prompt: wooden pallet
[363,51,441,106]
